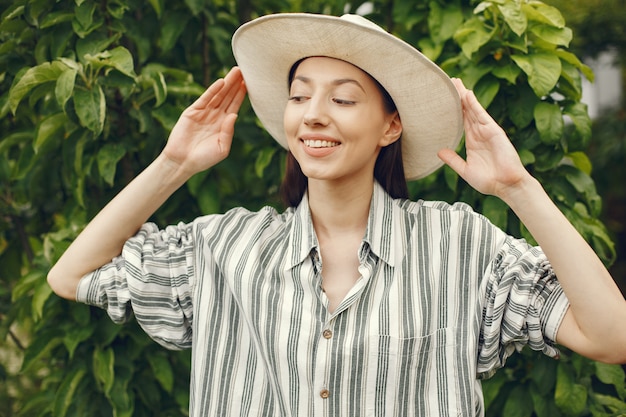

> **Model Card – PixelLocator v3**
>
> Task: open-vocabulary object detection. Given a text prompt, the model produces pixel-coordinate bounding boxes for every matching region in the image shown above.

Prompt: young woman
[48,13,626,417]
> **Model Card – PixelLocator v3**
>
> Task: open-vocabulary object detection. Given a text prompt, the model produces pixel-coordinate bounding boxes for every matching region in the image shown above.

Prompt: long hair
[280,59,409,207]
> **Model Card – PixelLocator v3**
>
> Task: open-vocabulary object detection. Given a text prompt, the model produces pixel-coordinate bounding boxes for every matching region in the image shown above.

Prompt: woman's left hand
[437,78,530,199]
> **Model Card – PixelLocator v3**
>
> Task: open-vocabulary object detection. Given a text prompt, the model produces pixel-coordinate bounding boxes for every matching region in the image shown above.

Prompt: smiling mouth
[303,139,340,148]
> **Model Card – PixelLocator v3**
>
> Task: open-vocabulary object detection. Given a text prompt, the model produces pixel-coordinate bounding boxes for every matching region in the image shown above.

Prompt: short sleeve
[476,236,570,379]
[76,221,196,350]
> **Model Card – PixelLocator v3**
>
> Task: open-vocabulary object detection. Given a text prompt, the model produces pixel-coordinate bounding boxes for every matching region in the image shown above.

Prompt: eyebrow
[292,75,366,93]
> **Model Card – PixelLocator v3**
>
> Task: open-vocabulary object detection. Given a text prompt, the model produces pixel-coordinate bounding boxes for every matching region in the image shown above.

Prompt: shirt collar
[286,182,398,269]
[286,191,319,269]
[363,181,396,267]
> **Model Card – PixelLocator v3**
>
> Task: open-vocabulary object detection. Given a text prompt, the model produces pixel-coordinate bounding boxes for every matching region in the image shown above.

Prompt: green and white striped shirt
[77,182,569,416]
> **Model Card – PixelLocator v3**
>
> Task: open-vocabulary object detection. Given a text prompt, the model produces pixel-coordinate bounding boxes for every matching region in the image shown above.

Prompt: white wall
[582,49,623,119]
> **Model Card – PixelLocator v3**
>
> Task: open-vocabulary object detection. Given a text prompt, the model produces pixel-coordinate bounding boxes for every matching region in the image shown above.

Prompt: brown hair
[280,59,408,207]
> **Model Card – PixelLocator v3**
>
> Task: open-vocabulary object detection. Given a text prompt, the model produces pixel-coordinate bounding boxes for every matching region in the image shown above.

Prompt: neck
[307,177,374,239]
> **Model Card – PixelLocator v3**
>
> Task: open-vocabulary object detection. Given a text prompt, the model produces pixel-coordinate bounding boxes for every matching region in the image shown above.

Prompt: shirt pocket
[365,327,461,417]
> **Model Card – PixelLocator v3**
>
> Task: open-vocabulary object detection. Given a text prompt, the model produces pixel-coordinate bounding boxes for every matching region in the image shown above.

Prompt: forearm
[47,153,191,300]
[501,175,626,362]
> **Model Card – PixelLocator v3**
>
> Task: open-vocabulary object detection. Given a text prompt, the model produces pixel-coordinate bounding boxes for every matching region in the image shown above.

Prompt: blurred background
[547,0,626,295]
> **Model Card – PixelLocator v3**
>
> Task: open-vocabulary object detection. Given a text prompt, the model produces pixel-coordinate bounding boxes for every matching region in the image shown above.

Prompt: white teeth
[303,139,339,148]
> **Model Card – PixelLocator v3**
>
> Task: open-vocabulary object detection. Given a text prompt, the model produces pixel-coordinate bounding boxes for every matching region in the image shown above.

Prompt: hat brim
[232,13,463,180]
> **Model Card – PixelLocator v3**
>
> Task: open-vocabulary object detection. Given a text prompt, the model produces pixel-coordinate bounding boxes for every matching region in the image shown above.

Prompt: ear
[379,112,403,147]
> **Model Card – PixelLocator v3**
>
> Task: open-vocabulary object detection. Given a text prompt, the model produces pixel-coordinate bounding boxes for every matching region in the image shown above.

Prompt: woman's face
[283,57,401,184]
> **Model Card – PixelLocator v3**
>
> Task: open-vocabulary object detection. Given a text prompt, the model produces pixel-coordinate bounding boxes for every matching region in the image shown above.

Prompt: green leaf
[54,367,87,417]
[482,371,508,410]
[534,102,563,144]
[530,24,572,47]
[503,385,534,417]
[20,329,63,372]
[72,1,103,38]
[108,361,135,417]
[11,270,45,301]
[0,131,32,154]
[74,85,106,134]
[492,63,521,84]
[197,181,220,214]
[39,11,74,29]
[97,143,126,186]
[63,325,94,359]
[529,355,557,396]
[555,362,588,415]
[417,37,443,62]
[498,2,527,37]
[55,67,77,109]
[509,85,539,129]
[428,1,463,43]
[9,61,66,113]
[522,2,565,28]
[148,0,162,17]
[34,113,67,152]
[160,12,189,53]
[518,149,535,166]
[147,353,174,392]
[255,147,277,178]
[566,152,592,176]
[152,103,182,131]
[76,32,122,61]
[594,362,626,398]
[93,347,115,395]
[482,195,508,229]
[106,46,136,78]
[474,76,500,109]
[511,53,561,97]
[459,63,493,90]
[559,61,583,101]
[443,165,458,192]
[563,102,592,149]
[555,50,594,81]
[185,0,205,15]
[31,280,53,321]
[150,71,167,107]
[454,17,494,58]
[591,393,626,413]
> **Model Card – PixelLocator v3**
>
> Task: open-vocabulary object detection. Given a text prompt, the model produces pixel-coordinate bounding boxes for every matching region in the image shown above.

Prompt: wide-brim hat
[231,13,463,180]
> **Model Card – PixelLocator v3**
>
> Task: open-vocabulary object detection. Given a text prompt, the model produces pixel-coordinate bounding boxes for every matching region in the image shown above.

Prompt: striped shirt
[77,182,569,416]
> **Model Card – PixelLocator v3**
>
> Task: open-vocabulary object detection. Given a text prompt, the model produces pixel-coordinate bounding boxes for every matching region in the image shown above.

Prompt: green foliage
[1,0,624,416]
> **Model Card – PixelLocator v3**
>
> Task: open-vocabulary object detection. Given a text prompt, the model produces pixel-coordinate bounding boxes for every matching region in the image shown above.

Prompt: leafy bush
[1,0,624,416]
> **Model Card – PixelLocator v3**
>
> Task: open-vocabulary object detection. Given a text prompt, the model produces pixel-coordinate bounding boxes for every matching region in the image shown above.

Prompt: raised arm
[47,67,247,300]
[438,78,626,364]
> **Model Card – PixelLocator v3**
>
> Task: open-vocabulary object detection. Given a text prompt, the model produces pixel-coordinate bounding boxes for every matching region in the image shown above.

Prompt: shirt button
[322,329,332,339]
[320,389,330,399]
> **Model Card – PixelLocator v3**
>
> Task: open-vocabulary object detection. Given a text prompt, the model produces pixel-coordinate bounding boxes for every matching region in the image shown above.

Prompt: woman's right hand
[163,67,247,176]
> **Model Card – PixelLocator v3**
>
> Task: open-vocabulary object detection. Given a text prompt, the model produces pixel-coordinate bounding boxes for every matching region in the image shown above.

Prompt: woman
[48,13,626,416]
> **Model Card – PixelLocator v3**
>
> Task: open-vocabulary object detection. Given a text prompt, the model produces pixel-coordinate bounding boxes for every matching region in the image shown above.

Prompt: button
[320,389,330,399]
[322,329,332,339]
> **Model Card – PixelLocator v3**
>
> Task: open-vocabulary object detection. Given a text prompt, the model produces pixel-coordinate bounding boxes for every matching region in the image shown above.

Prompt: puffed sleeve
[76,221,196,350]
[476,236,570,379]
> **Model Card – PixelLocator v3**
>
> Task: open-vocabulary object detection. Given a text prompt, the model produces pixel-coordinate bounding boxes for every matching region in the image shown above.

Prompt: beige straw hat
[232,13,463,180]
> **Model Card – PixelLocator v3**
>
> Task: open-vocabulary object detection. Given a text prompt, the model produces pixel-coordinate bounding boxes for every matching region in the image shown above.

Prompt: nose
[303,96,329,126]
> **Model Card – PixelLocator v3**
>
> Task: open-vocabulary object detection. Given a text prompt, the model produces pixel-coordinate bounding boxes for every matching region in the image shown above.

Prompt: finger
[191,78,226,109]
[438,148,467,177]
[464,90,495,126]
[207,68,245,110]
[451,77,469,99]
[226,80,247,114]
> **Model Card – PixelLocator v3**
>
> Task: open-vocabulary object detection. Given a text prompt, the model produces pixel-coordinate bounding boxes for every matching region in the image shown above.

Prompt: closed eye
[288,96,308,103]
[333,98,356,105]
